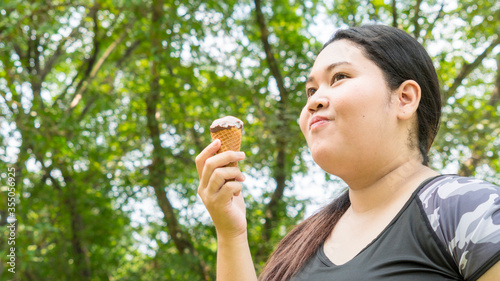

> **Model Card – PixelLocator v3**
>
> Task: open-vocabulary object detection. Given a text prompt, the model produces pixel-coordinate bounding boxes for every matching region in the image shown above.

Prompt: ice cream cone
[210,116,243,167]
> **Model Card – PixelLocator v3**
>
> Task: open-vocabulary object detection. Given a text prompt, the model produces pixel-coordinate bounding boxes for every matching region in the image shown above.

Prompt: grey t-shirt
[292,175,500,281]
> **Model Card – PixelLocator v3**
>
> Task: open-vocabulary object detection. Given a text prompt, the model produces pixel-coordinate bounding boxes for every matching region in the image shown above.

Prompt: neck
[344,159,439,214]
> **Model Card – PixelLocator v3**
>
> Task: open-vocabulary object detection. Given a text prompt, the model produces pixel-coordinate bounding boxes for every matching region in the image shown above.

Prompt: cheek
[299,107,309,135]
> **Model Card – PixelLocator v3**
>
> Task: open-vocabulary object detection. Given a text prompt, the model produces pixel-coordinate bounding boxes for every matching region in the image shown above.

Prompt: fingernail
[237,151,245,158]
[237,174,246,182]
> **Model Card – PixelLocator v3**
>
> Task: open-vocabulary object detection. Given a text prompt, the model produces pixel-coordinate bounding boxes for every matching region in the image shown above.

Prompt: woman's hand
[196,139,247,240]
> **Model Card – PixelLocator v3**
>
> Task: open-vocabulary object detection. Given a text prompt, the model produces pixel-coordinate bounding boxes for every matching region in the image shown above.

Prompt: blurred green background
[0,0,498,280]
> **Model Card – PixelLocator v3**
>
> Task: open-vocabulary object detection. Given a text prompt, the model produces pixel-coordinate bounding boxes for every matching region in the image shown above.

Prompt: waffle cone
[211,127,242,167]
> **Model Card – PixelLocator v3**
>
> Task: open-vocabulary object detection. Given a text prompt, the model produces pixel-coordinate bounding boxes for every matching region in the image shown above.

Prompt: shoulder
[417,175,500,281]
[418,175,498,205]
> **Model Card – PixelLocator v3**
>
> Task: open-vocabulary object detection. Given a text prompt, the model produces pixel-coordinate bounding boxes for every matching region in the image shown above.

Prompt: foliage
[0,0,498,280]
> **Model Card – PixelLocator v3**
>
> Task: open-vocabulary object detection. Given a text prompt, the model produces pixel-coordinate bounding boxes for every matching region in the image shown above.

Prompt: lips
[309,115,330,130]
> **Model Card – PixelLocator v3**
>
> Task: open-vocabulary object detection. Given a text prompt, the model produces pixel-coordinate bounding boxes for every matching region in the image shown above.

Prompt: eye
[306,87,317,98]
[331,73,349,85]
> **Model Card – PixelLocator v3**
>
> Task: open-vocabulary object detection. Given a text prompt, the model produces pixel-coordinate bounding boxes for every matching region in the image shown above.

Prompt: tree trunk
[61,170,92,281]
[254,0,290,260]
[145,0,211,279]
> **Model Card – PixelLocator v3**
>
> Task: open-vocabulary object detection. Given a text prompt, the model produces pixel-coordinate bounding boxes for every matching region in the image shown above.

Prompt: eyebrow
[306,61,352,84]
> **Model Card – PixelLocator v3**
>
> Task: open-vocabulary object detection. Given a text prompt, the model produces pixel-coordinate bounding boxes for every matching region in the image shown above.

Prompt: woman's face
[299,39,401,176]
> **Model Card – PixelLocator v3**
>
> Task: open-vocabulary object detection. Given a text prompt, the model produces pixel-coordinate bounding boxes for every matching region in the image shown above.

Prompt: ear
[395,80,421,120]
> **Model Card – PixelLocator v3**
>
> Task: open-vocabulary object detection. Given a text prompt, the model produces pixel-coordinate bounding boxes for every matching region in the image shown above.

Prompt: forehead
[311,40,366,71]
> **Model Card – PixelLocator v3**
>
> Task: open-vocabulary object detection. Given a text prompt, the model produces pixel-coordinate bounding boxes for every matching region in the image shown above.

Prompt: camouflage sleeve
[418,175,500,281]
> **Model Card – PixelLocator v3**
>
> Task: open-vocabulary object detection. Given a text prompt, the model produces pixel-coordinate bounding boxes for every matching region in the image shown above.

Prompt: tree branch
[116,39,141,68]
[0,80,16,115]
[53,60,87,107]
[66,27,129,114]
[254,0,288,103]
[391,0,398,27]
[413,0,423,39]
[458,54,500,176]
[54,6,116,107]
[40,4,100,83]
[33,30,41,76]
[491,55,500,106]
[445,36,500,100]
[28,33,45,112]
[426,2,445,39]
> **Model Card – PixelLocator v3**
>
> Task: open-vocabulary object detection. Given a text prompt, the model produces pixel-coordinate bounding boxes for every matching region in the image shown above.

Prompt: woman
[195,25,500,280]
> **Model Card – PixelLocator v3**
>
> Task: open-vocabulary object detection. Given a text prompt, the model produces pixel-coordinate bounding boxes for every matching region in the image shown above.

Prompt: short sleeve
[418,175,500,280]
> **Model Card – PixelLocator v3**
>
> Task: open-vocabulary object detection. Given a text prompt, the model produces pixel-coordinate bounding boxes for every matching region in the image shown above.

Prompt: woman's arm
[196,139,258,281]
[478,261,500,281]
[216,232,258,281]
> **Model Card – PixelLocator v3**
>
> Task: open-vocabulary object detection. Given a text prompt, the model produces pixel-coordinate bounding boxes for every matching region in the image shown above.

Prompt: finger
[235,172,246,182]
[217,180,243,203]
[198,168,245,201]
[200,151,245,189]
[196,139,221,179]
[207,166,246,194]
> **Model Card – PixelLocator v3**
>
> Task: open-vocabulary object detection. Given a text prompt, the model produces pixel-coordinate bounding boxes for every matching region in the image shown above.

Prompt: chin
[311,149,335,172]
[310,147,351,178]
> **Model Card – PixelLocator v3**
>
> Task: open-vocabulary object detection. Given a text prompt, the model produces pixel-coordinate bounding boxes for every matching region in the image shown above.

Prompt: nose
[307,94,329,113]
